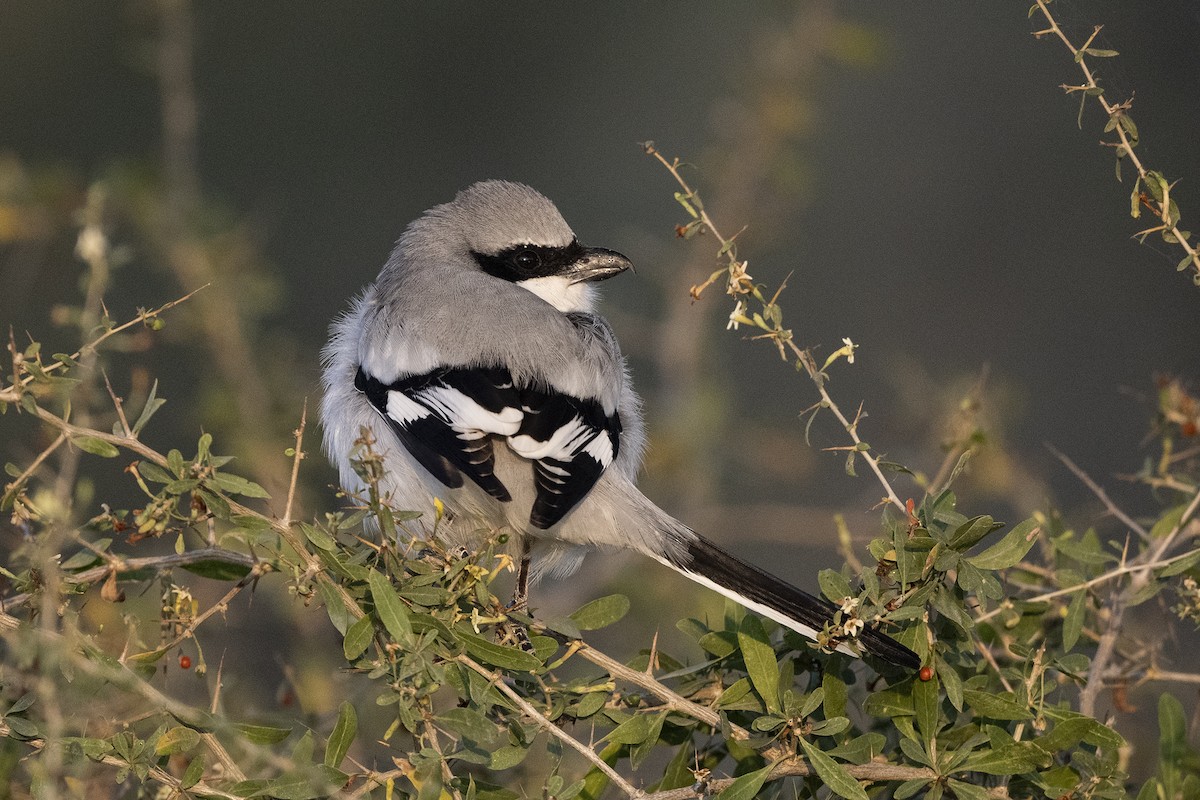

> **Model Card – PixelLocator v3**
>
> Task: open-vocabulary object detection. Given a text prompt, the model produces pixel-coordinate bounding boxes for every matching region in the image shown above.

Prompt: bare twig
[2,431,68,500]
[1047,444,1149,542]
[281,400,307,527]
[457,655,644,799]
[1079,487,1200,716]
[1,547,257,613]
[0,286,208,403]
[1031,0,1200,281]
[974,547,1198,626]
[645,144,905,512]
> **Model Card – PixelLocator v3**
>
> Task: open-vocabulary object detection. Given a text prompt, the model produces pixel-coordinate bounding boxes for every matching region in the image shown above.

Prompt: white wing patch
[356,364,620,529]
[410,385,523,438]
[508,416,607,463]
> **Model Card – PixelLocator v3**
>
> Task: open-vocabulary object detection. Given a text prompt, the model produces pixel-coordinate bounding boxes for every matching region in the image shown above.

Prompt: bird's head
[401,180,633,313]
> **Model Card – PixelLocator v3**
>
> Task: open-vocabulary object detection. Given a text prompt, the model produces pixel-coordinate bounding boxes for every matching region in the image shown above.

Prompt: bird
[320,180,919,670]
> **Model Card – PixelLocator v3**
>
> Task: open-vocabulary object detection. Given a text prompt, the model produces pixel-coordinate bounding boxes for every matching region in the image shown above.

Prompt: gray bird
[321,180,918,670]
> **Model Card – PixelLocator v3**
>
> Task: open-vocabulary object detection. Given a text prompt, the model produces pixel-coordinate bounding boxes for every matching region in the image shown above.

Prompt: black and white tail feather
[321,180,920,673]
[658,537,920,669]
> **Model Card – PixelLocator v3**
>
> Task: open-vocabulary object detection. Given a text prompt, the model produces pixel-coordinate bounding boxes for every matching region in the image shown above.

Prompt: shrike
[321,180,918,669]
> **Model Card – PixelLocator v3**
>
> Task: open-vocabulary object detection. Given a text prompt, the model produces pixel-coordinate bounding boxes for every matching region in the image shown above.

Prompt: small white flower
[839,596,859,614]
[842,337,856,364]
[842,618,865,638]
[727,300,745,331]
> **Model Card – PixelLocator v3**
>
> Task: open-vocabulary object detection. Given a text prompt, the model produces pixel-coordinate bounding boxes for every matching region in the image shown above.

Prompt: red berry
[918,666,933,682]
[179,655,192,670]
[1181,421,1198,438]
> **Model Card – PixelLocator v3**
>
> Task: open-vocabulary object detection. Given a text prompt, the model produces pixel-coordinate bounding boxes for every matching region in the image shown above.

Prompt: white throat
[517,276,596,313]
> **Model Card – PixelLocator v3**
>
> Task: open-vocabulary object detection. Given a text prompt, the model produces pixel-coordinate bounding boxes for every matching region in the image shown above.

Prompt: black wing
[356,365,621,528]
[509,385,621,529]
[355,366,519,501]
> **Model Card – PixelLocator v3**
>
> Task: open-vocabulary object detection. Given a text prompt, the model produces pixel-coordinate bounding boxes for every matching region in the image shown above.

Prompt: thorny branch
[1031,0,1200,283]
[644,143,905,513]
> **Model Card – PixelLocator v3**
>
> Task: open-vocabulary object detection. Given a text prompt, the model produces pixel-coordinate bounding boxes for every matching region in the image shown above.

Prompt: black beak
[567,247,634,284]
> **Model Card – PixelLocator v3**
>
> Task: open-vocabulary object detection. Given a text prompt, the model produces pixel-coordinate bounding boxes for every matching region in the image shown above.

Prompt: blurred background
[1,0,1197,773]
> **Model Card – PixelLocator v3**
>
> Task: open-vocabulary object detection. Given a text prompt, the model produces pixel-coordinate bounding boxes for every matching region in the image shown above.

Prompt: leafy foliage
[3,299,1198,800]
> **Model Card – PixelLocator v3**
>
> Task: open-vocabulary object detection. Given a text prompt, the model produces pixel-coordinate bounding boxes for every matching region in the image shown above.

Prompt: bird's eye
[514,248,540,270]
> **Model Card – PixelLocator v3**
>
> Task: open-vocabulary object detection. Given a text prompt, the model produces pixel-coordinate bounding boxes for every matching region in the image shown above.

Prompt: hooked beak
[567,247,634,284]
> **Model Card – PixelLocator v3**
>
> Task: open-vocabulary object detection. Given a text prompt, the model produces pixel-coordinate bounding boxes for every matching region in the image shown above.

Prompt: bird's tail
[655,534,920,670]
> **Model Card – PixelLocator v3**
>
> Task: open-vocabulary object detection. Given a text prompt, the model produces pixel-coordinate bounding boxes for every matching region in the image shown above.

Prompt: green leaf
[197,488,231,520]
[809,717,850,737]
[1036,716,1097,754]
[572,692,607,719]
[292,730,314,764]
[60,547,104,571]
[818,569,853,604]
[604,713,654,746]
[822,670,848,719]
[319,580,353,636]
[368,569,413,644]
[948,516,1003,550]
[862,687,914,719]
[72,436,119,458]
[715,764,772,800]
[959,741,1049,774]
[1151,504,1187,540]
[895,779,931,799]
[7,695,34,716]
[1042,709,1124,750]
[197,432,213,462]
[931,585,975,633]
[235,723,292,745]
[459,632,542,672]
[3,716,39,740]
[181,558,252,581]
[342,615,373,660]
[913,669,940,743]
[656,740,695,792]
[966,518,1039,570]
[489,744,530,771]
[132,380,166,435]
[1062,589,1085,651]
[138,461,174,484]
[751,715,785,733]
[155,726,201,756]
[697,630,737,658]
[211,472,271,499]
[323,701,356,767]
[962,689,1031,721]
[799,738,870,800]
[737,615,781,715]
[827,733,885,765]
[1160,693,1187,798]
[1128,579,1165,607]
[935,657,963,712]
[181,754,204,789]
[715,677,754,709]
[795,687,823,719]
[947,779,994,800]
[568,594,630,631]
[674,191,699,219]
[301,522,338,552]
[438,707,498,745]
